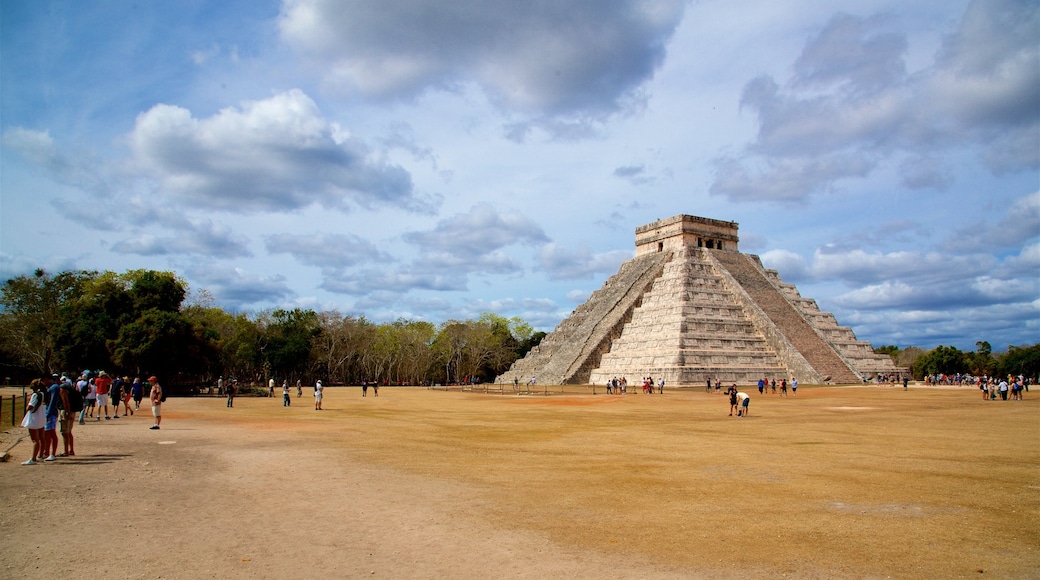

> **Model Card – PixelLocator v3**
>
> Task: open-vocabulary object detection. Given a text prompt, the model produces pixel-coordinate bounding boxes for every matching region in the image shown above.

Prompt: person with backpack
[78,373,95,424]
[57,377,78,457]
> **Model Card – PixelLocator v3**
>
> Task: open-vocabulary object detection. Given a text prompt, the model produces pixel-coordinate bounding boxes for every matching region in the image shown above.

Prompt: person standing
[268,378,275,398]
[728,385,739,416]
[780,379,788,397]
[736,391,750,417]
[314,379,323,410]
[791,378,798,396]
[78,373,94,424]
[20,379,47,465]
[57,377,76,457]
[149,376,163,430]
[903,376,909,390]
[95,371,113,420]
[43,375,61,461]
[282,381,291,407]
[296,379,302,398]
[226,380,237,408]
[362,380,368,397]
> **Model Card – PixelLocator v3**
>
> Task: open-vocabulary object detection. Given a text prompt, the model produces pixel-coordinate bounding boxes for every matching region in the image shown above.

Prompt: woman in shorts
[20,379,47,464]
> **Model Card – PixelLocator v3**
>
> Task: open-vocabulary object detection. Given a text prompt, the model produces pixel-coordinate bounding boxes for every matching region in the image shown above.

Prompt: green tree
[111,309,215,378]
[995,344,1040,380]
[0,269,92,373]
[912,345,966,379]
[264,308,320,380]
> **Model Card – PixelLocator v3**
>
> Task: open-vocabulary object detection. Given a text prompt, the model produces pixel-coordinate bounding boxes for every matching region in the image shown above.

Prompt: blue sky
[2,0,1037,352]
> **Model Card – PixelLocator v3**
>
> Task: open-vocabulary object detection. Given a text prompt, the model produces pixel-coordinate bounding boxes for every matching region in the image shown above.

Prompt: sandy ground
[0,384,1037,579]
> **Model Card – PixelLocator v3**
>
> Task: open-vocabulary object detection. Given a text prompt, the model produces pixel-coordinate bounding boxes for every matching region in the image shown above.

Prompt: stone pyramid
[497,215,898,386]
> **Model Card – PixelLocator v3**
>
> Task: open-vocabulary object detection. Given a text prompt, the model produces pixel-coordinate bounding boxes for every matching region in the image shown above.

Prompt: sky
[1,0,1037,353]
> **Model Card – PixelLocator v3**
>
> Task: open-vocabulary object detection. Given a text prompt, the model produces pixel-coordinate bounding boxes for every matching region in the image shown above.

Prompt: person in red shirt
[94,371,113,420]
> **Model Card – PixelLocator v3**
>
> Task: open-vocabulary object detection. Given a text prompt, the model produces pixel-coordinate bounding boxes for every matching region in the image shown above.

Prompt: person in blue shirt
[43,375,61,461]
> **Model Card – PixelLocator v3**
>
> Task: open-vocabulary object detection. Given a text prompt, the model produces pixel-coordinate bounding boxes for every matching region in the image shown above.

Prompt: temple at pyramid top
[497,214,901,387]
[635,214,740,254]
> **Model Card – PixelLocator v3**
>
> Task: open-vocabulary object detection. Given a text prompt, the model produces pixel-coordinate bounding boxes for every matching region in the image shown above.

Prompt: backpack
[79,382,90,397]
[160,386,167,403]
[63,385,85,413]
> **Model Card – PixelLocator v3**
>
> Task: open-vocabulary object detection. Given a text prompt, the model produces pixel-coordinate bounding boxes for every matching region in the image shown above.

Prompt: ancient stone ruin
[497,215,899,386]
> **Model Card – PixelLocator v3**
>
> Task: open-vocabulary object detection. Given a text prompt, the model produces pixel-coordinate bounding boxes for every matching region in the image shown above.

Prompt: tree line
[0,269,545,390]
[873,341,1040,380]
[3,269,1035,390]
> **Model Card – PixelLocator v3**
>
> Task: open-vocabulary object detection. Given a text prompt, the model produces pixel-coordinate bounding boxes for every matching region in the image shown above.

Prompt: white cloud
[710,0,1039,203]
[128,89,429,213]
[279,0,687,125]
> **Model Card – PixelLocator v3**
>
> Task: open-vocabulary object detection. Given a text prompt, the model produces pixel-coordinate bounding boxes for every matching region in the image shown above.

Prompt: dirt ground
[0,383,1036,579]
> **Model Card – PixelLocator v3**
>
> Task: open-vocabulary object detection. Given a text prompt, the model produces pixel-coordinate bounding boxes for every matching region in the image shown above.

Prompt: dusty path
[1,385,1037,578]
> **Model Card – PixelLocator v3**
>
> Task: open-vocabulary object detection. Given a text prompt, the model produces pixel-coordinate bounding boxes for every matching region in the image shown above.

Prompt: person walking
[132,377,144,411]
[20,379,47,465]
[149,376,163,430]
[111,376,124,418]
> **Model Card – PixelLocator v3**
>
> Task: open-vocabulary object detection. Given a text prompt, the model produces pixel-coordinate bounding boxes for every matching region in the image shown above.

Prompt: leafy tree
[264,308,320,380]
[995,344,1040,380]
[0,269,92,373]
[967,341,995,375]
[111,309,215,378]
[912,345,966,378]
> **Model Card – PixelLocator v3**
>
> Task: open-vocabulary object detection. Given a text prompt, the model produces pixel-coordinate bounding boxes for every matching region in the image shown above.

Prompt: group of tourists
[756,377,795,396]
[602,376,664,394]
[979,375,1029,400]
[20,371,164,465]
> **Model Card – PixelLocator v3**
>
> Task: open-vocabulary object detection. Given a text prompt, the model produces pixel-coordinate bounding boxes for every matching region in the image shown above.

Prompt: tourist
[283,381,291,407]
[217,376,224,396]
[19,379,47,465]
[791,378,798,396]
[55,377,77,457]
[149,376,163,430]
[297,379,302,398]
[111,375,124,418]
[903,377,909,390]
[132,377,144,411]
[121,376,134,416]
[362,380,368,397]
[78,373,94,424]
[373,381,378,397]
[314,379,324,410]
[771,379,777,394]
[758,378,765,395]
[42,375,60,461]
[269,377,276,398]
[658,378,664,394]
[728,386,739,416]
[736,391,750,417]
[95,371,113,420]
[998,379,1009,400]
[706,378,712,393]
[226,380,236,408]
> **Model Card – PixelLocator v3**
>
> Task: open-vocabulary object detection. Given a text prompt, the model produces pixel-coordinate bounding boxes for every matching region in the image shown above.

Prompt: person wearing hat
[314,379,323,410]
[148,375,163,430]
